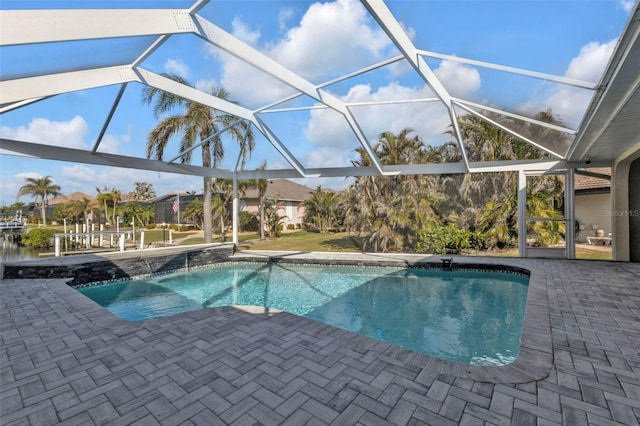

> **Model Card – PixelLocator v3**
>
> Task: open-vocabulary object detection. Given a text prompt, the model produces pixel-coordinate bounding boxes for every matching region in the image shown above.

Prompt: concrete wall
[629,158,640,262]
[612,141,640,261]
[575,193,611,243]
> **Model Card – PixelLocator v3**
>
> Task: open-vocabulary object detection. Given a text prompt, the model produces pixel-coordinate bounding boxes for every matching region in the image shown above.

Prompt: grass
[238,231,363,252]
[29,225,613,260]
[237,230,612,260]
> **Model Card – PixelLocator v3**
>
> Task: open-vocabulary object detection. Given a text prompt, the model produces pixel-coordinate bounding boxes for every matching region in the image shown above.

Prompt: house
[241,179,315,228]
[151,193,202,225]
[574,168,611,244]
[45,192,97,224]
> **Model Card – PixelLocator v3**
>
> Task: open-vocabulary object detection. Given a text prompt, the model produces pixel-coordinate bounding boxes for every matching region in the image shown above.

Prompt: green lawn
[236,230,612,260]
[238,231,363,252]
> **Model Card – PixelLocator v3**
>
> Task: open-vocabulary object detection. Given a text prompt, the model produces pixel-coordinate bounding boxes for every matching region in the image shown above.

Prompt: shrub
[287,224,295,230]
[416,225,475,255]
[239,211,259,232]
[146,223,156,229]
[21,228,56,248]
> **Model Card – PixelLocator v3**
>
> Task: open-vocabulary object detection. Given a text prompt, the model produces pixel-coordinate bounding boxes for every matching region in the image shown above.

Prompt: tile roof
[574,167,611,192]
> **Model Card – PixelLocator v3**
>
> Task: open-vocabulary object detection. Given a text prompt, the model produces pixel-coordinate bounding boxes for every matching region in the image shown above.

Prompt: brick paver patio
[1,252,639,425]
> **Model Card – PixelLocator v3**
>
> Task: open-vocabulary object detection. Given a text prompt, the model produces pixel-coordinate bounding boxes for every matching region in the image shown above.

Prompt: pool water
[78,263,529,366]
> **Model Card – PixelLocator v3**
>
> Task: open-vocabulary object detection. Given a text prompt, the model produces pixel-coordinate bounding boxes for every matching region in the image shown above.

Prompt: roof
[574,168,611,192]
[243,179,314,202]
[0,1,638,184]
[48,191,95,205]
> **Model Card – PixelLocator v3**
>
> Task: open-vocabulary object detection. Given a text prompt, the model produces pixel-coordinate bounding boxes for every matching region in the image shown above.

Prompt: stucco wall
[629,157,640,262]
[575,193,611,243]
[612,141,640,261]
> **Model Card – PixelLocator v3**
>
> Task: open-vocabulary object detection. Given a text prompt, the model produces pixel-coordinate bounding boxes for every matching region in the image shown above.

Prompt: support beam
[193,14,386,175]
[565,169,576,259]
[232,174,239,245]
[0,9,195,46]
[92,83,128,153]
[0,66,137,104]
[418,49,597,90]
[0,139,234,178]
[361,0,469,171]
[518,170,527,257]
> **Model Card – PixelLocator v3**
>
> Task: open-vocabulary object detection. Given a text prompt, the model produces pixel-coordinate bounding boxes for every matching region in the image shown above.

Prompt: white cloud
[60,165,201,196]
[517,39,616,128]
[231,18,261,45]
[195,78,219,93]
[164,59,190,78]
[303,81,455,168]
[269,0,390,80]
[434,60,481,99]
[617,0,635,13]
[208,0,392,107]
[278,8,294,32]
[0,116,89,149]
[565,39,617,83]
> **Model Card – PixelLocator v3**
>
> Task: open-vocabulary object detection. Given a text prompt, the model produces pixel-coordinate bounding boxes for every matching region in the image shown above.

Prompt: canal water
[0,237,42,262]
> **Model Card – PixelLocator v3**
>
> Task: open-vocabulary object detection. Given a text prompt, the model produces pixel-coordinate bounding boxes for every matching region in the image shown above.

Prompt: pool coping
[1,247,552,384]
[21,248,553,385]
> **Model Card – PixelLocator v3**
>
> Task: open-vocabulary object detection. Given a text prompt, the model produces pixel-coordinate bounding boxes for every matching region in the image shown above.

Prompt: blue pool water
[78,263,529,365]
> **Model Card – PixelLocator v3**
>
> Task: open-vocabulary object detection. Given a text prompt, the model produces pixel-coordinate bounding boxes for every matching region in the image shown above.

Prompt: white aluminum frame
[1,0,625,252]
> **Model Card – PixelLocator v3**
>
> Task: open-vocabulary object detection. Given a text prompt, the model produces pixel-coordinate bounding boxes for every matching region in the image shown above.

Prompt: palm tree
[17,176,61,226]
[142,74,254,243]
[344,129,440,252]
[262,197,287,238]
[121,201,155,227]
[68,197,93,230]
[303,186,338,233]
[96,186,121,226]
[130,182,156,201]
[183,198,204,229]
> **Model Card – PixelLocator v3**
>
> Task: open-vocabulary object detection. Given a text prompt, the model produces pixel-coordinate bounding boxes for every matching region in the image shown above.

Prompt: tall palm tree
[17,176,61,226]
[96,186,121,226]
[345,129,440,252]
[142,74,254,243]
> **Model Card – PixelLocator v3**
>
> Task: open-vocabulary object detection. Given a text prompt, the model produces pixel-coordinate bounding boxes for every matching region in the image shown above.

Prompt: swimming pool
[78,262,529,366]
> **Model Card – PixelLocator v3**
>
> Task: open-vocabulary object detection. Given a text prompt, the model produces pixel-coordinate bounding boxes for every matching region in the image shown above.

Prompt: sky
[0,0,635,207]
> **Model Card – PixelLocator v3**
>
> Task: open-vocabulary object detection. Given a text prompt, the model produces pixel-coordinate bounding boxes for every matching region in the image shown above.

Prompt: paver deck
[1,251,639,425]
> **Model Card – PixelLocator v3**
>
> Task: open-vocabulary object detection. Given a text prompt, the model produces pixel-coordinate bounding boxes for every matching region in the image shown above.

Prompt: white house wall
[575,193,612,243]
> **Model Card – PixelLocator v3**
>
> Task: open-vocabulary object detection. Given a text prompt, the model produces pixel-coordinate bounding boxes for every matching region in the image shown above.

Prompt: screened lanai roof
[1,0,639,187]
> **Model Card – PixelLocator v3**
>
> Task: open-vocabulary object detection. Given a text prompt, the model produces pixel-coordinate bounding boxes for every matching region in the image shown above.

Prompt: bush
[146,223,156,229]
[287,224,295,230]
[239,211,259,232]
[416,225,477,255]
[21,228,56,248]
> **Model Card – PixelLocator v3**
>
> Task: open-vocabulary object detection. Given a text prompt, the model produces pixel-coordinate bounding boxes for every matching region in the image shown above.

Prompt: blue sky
[0,0,635,206]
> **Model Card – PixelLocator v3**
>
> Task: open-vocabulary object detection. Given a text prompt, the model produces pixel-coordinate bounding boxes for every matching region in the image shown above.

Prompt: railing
[53,231,147,257]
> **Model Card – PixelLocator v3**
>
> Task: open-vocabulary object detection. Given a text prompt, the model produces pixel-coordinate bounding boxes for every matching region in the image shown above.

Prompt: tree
[343,129,440,252]
[183,198,204,229]
[244,161,268,239]
[142,74,254,243]
[303,186,338,233]
[129,182,156,201]
[96,186,121,226]
[67,197,95,231]
[121,201,155,227]
[17,176,61,226]
[262,198,287,238]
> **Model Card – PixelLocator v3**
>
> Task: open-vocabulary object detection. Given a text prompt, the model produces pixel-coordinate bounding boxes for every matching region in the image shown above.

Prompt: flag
[172,195,179,213]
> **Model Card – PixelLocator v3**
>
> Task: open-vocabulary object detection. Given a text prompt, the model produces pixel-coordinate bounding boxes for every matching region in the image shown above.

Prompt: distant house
[574,168,611,243]
[46,192,97,224]
[151,193,202,225]
[241,179,315,228]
